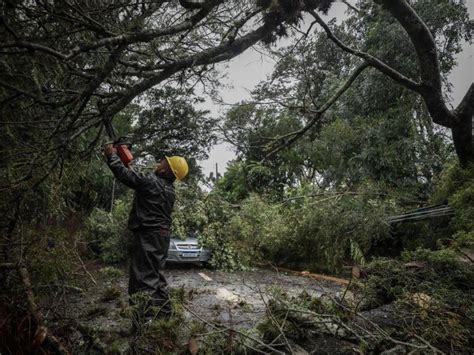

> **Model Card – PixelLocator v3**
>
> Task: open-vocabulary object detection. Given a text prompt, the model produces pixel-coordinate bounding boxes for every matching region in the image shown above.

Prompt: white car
[166,236,210,265]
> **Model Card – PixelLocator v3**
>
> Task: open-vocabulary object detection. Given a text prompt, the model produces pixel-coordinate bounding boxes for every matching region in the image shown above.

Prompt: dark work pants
[129,229,171,316]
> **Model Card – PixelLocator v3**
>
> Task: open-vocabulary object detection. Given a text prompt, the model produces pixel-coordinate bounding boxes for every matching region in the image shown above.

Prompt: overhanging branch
[310,5,458,128]
[103,18,284,118]
[309,9,421,93]
[263,61,371,161]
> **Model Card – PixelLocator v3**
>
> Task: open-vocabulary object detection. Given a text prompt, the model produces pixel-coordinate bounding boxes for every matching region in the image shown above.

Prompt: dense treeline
[1,0,473,353]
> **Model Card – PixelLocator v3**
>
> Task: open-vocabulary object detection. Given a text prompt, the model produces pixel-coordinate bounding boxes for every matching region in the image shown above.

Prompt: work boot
[145,304,172,321]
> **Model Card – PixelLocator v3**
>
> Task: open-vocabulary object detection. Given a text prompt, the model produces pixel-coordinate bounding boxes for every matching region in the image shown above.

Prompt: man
[104,143,189,319]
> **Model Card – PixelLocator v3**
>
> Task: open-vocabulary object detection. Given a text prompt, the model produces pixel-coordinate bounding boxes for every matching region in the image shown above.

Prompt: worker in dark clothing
[103,143,189,319]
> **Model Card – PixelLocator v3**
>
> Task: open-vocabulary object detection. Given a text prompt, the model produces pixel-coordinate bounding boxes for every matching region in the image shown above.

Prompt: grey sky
[198,1,474,177]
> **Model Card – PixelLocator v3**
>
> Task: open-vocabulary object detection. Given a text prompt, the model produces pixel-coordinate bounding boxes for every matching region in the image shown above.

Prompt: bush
[198,192,244,270]
[432,162,474,248]
[284,193,390,272]
[227,194,290,264]
[85,198,132,264]
[27,225,79,287]
[201,188,391,273]
[171,182,208,239]
[352,249,474,352]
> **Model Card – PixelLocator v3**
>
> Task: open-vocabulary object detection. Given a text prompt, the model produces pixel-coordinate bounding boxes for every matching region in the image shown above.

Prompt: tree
[221,0,472,203]
[0,0,334,194]
[223,0,463,194]
[0,1,334,269]
[304,0,473,167]
[132,87,217,161]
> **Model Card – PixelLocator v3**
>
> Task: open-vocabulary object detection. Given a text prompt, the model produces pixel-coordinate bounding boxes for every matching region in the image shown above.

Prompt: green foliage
[257,246,474,353]
[313,110,449,193]
[257,289,319,343]
[432,162,474,248]
[171,181,208,239]
[350,239,366,266]
[208,0,473,275]
[98,266,124,279]
[202,185,391,273]
[227,194,290,264]
[222,104,307,189]
[221,0,470,193]
[132,87,218,162]
[255,287,356,353]
[129,289,186,351]
[28,226,79,287]
[352,249,474,352]
[199,221,244,271]
[215,161,278,203]
[100,286,122,302]
[85,198,132,264]
[198,193,245,271]
[284,191,390,272]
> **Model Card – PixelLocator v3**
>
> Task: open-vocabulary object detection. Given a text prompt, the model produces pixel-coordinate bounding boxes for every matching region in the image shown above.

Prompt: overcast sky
[198,1,474,177]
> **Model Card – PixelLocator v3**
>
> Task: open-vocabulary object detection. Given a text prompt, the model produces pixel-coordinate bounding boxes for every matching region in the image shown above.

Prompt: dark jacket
[107,154,175,231]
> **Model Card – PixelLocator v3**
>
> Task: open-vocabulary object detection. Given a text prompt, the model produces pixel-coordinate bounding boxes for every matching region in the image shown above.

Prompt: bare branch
[66,3,220,59]
[0,40,67,59]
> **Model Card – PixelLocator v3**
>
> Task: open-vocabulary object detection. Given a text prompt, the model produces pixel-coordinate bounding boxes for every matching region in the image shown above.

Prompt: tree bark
[373,0,473,166]
[452,112,474,168]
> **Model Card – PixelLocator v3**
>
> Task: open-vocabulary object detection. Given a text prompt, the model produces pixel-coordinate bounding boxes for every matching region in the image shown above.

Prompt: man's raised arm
[104,143,147,191]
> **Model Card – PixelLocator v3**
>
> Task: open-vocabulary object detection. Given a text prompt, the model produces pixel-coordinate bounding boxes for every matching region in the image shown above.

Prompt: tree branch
[0,40,67,60]
[263,61,370,160]
[0,263,71,354]
[372,0,457,127]
[309,9,421,93]
[65,2,221,59]
[103,18,285,118]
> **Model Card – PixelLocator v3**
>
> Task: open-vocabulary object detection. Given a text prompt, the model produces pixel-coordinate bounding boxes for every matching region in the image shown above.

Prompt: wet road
[61,264,344,352]
[166,266,342,329]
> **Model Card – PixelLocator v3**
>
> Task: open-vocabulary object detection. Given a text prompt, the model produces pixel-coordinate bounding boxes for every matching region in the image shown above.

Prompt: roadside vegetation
[1,0,473,353]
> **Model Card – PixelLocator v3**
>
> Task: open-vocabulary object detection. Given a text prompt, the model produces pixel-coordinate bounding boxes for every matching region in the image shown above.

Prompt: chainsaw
[103,118,134,168]
[112,136,133,168]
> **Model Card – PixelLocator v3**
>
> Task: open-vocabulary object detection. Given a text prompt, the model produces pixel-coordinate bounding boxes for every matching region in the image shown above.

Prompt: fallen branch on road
[183,303,287,354]
[0,263,71,354]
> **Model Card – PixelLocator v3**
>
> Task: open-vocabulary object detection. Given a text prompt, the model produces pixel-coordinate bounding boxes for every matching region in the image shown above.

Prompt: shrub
[227,194,290,264]
[171,182,208,239]
[284,193,390,272]
[27,225,79,287]
[199,220,244,271]
[85,198,132,264]
[200,188,390,273]
[351,249,474,352]
[432,162,474,248]
[198,193,246,271]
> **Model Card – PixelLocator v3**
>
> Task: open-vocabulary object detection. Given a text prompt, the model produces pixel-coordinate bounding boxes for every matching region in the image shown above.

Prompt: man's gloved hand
[104,143,117,157]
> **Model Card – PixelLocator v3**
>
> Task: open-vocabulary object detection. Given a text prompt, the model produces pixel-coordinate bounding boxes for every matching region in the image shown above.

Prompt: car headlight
[169,240,177,250]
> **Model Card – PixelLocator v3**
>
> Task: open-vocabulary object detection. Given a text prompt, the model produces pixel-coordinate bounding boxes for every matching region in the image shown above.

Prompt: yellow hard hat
[165,156,189,181]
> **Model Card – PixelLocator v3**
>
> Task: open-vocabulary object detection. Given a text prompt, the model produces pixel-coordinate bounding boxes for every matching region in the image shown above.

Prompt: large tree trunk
[375,0,474,168]
[452,112,474,168]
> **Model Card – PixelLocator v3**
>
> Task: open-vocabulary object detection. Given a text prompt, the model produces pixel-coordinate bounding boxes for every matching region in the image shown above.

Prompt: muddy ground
[49,263,350,353]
